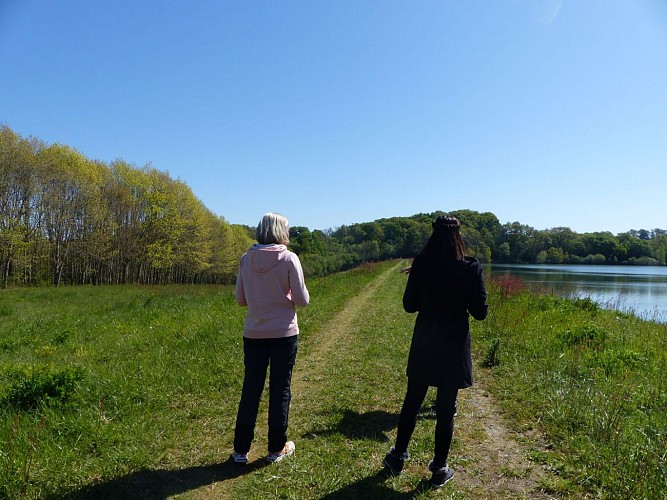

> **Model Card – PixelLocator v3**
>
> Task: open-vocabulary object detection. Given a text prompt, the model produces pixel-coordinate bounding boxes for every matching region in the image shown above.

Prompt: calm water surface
[489,264,667,322]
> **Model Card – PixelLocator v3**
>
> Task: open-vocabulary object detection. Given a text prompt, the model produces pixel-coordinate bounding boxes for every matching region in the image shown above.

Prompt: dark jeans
[233,335,298,454]
[394,379,458,467]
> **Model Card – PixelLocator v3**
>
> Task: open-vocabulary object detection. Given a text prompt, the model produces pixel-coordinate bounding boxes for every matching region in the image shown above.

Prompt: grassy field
[484,277,667,499]
[0,262,397,499]
[1,261,666,499]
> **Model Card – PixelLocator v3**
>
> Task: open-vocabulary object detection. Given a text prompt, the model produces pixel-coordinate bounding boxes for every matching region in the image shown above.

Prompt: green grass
[1,263,666,498]
[481,280,667,499]
[0,264,387,499]
[1,284,236,498]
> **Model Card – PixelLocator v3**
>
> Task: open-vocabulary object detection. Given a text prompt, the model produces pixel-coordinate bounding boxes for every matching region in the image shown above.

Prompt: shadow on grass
[48,456,268,500]
[303,409,399,442]
[319,469,432,499]
[303,404,443,443]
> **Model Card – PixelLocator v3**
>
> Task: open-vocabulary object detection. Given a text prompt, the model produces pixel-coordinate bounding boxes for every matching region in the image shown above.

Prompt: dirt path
[454,377,555,499]
[316,266,551,499]
[291,265,397,394]
[294,263,555,498]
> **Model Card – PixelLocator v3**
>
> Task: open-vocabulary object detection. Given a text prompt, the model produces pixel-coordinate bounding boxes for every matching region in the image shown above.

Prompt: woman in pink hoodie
[231,213,310,465]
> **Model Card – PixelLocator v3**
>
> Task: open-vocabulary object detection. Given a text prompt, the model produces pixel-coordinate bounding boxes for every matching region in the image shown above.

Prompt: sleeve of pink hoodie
[288,253,310,307]
[235,255,247,306]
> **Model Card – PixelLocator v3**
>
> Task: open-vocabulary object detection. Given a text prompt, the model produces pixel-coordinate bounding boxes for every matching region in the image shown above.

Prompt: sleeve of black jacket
[467,259,489,321]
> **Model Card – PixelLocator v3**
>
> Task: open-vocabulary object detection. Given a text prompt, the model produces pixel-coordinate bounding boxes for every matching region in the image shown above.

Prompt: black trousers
[394,378,458,467]
[233,335,298,454]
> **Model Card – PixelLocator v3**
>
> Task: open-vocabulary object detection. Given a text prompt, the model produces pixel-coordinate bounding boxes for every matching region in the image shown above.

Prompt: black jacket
[402,255,489,388]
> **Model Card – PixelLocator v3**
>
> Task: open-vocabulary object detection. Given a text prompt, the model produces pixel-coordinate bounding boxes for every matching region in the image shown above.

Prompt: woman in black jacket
[384,215,489,488]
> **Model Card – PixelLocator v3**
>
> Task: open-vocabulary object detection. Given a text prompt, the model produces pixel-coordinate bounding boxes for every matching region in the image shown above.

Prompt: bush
[481,338,501,367]
[582,254,606,265]
[627,256,660,266]
[558,324,608,348]
[0,303,13,316]
[2,368,84,411]
[535,294,575,313]
[573,297,600,313]
[590,349,644,378]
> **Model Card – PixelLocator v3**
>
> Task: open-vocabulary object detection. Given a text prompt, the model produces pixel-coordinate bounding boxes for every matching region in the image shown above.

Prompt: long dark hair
[420,215,467,261]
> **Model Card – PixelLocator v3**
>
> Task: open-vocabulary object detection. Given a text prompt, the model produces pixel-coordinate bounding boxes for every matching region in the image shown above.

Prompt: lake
[489,264,667,322]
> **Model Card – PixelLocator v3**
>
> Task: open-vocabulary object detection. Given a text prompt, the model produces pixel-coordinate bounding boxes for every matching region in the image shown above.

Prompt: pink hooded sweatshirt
[235,244,310,339]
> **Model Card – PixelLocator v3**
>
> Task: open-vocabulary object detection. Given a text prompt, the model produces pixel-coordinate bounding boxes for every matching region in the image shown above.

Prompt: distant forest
[291,211,666,277]
[2,125,665,287]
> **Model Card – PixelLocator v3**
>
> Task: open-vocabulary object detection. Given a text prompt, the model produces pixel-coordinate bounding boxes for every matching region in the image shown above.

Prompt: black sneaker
[428,461,454,488]
[383,447,409,475]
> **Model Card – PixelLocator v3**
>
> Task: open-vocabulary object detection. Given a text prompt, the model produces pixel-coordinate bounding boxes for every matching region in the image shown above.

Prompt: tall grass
[480,276,667,498]
[1,285,238,498]
[0,263,387,499]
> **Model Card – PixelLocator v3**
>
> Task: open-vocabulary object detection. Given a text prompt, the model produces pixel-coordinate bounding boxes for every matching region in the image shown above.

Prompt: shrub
[1,368,84,411]
[591,349,644,378]
[627,256,660,266]
[582,254,606,265]
[536,294,575,313]
[558,324,608,348]
[481,338,501,367]
[573,297,600,313]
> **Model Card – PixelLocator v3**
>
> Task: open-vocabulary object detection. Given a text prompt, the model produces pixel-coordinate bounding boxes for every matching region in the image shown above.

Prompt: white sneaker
[266,440,295,463]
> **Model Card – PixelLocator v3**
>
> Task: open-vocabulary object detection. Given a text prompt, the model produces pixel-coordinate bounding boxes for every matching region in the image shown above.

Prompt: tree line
[2,125,665,287]
[0,126,254,287]
[290,210,666,276]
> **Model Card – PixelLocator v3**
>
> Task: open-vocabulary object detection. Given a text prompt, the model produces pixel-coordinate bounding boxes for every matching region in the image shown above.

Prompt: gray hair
[256,213,290,245]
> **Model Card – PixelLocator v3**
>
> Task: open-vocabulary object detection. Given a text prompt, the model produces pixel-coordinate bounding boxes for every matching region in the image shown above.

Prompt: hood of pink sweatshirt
[236,243,310,339]
[248,244,288,273]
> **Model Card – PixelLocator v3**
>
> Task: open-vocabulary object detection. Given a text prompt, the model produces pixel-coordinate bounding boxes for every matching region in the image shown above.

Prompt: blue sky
[1,0,666,234]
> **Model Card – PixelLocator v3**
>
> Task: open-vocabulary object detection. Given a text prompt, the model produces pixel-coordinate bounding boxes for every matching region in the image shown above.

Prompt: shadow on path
[48,456,268,500]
